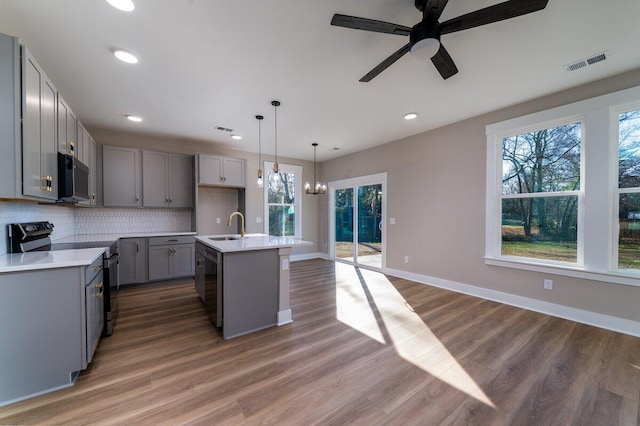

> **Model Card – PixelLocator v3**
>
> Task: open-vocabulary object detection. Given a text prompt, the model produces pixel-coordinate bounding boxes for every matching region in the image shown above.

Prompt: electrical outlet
[390,218,396,225]
[544,279,553,290]
[216,218,221,224]
[256,217,262,223]
[404,256,409,263]
[281,259,289,270]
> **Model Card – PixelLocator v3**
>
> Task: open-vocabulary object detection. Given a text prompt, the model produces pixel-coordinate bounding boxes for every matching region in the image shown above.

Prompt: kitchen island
[194,234,312,339]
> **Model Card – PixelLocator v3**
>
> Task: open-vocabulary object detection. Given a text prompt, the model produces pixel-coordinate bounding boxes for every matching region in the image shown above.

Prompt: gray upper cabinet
[169,154,193,207]
[198,154,245,187]
[22,46,58,200]
[142,150,193,208]
[103,145,142,207]
[57,94,76,156]
[77,121,90,167]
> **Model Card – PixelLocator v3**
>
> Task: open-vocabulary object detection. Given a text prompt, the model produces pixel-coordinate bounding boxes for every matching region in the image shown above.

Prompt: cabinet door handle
[96,282,103,289]
[136,197,140,205]
[165,197,170,204]
[92,264,104,272]
[166,239,178,242]
[136,242,139,253]
[169,197,172,204]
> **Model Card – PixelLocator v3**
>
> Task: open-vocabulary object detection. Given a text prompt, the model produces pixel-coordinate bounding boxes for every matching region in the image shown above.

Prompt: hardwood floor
[1,259,639,425]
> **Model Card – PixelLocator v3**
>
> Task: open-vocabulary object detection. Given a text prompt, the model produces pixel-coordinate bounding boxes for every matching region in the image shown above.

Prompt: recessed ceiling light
[106,0,135,12]
[126,115,142,122]
[231,134,242,140]
[404,112,418,120]
[114,49,138,64]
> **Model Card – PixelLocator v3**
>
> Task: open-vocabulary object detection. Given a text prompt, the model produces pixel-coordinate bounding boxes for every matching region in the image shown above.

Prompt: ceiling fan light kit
[331,0,549,82]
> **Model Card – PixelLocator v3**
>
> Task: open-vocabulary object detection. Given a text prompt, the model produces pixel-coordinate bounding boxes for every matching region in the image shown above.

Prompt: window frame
[612,102,640,273]
[263,161,302,238]
[485,85,640,288]
[496,117,585,267]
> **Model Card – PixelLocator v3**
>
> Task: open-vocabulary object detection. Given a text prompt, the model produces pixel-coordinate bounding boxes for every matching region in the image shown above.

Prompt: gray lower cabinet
[118,238,147,285]
[0,258,104,405]
[85,257,104,366]
[147,236,195,281]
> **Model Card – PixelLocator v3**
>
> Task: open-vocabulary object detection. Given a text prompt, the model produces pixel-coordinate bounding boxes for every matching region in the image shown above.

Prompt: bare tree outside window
[267,170,296,236]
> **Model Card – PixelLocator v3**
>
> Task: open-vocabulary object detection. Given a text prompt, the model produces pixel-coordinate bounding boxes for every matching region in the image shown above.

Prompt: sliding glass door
[330,174,386,270]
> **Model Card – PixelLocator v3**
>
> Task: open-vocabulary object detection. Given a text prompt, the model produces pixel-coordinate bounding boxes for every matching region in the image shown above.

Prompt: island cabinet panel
[103,145,142,207]
[147,235,195,281]
[0,267,83,405]
[222,249,279,339]
[118,238,147,285]
[198,154,245,188]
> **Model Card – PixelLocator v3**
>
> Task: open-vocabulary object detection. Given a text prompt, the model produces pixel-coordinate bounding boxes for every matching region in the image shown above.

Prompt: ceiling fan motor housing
[410,21,441,59]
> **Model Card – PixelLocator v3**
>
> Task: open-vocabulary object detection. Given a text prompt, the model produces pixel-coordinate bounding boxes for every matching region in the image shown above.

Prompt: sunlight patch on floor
[631,363,640,371]
[335,263,495,408]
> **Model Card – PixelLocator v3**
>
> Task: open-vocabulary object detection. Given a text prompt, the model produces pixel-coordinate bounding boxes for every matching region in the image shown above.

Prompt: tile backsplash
[0,201,192,255]
[74,208,192,234]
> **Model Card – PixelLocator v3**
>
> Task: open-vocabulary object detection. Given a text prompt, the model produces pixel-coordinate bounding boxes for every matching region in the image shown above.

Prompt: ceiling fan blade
[360,43,411,82]
[439,0,549,35]
[422,0,449,24]
[431,44,458,79]
[331,14,412,36]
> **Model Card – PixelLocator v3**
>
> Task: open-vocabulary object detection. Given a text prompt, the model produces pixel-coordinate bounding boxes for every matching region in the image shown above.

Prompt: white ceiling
[1,0,639,162]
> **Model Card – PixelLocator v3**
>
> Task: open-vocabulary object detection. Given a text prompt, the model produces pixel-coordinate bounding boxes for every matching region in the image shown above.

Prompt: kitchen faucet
[227,211,245,238]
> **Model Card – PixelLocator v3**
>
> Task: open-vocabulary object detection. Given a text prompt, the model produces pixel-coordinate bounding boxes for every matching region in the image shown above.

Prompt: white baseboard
[291,252,328,262]
[277,309,293,326]
[385,267,640,338]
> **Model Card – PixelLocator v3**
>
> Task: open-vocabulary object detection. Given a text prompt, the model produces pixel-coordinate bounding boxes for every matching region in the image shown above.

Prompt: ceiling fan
[331,0,549,82]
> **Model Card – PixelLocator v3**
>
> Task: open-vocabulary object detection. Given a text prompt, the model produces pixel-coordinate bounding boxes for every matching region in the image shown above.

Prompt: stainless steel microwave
[57,152,89,202]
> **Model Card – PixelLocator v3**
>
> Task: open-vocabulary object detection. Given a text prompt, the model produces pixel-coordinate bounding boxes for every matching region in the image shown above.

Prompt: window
[485,84,640,287]
[616,108,640,271]
[500,122,582,263]
[264,162,302,237]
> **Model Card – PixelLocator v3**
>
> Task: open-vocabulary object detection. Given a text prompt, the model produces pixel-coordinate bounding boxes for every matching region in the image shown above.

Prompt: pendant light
[256,115,264,188]
[305,143,327,195]
[271,100,280,181]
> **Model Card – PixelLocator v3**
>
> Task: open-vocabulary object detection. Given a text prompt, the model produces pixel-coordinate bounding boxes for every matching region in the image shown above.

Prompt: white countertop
[53,231,196,244]
[1,231,196,274]
[0,248,105,273]
[195,233,313,253]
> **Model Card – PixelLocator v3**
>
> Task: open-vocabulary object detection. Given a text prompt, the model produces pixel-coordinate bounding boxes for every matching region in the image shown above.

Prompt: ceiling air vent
[564,50,610,72]
[215,126,233,132]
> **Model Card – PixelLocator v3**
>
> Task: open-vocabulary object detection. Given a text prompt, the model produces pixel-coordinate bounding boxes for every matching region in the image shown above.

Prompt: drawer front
[85,256,104,283]
[148,235,194,246]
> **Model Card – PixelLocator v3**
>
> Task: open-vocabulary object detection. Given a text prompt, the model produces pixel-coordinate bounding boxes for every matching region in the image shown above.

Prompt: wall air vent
[215,126,233,132]
[564,50,610,72]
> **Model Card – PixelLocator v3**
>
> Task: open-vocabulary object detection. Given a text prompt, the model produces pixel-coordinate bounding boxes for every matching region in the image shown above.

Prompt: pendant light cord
[274,103,278,166]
